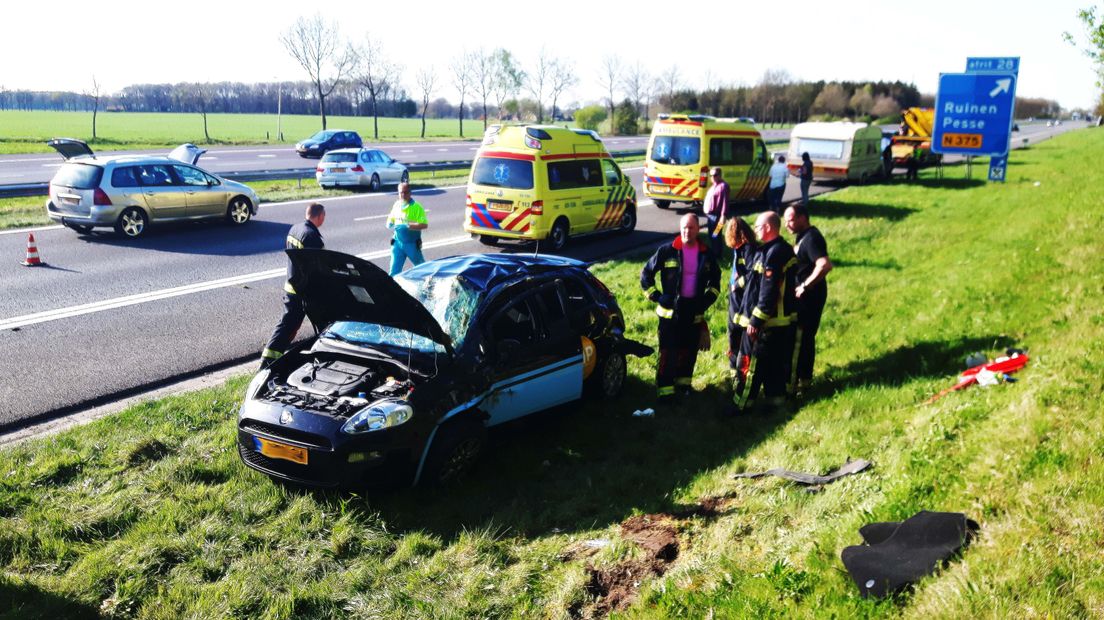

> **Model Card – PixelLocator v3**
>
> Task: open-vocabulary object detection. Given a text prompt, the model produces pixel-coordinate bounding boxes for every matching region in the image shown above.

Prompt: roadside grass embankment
[2,130,1103,618]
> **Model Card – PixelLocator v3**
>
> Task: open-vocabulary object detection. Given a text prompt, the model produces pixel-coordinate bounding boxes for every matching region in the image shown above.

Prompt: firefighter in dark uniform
[730,211,798,414]
[640,214,721,400]
[260,202,326,368]
[724,217,758,371]
[784,204,833,395]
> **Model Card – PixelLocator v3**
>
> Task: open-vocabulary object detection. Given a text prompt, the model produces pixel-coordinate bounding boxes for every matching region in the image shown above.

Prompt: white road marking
[258,154,277,158]
[436,148,449,152]
[0,235,473,331]
[401,149,414,153]
[41,164,62,168]
[468,147,478,150]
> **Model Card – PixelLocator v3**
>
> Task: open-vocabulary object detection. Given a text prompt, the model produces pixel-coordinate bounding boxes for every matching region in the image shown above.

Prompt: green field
[0,111,492,154]
[2,129,1103,618]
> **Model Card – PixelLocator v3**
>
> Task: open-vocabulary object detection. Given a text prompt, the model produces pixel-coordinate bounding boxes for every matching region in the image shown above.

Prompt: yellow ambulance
[643,114,771,209]
[464,125,636,251]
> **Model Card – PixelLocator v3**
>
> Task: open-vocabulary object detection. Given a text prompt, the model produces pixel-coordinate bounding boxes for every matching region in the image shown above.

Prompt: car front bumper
[236,399,417,488]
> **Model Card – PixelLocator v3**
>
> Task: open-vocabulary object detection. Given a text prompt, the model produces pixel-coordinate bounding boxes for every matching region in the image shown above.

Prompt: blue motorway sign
[933,72,1018,157]
[966,57,1020,76]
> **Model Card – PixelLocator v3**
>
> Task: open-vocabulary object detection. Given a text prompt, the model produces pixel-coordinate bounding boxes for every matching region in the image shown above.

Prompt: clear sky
[0,0,1098,110]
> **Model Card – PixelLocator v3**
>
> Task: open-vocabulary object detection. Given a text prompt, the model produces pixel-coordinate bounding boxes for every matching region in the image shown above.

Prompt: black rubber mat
[842,511,979,598]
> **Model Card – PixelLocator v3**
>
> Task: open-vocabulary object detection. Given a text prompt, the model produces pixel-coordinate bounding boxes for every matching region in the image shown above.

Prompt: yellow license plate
[253,436,308,465]
[940,133,982,149]
[332,167,346,173]
[487,200,513,212]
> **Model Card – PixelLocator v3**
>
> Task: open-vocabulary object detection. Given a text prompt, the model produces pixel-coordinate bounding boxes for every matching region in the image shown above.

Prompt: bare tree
[812,82,849,117]
[493,49,524,120]
[450,51,475,137]
[622,61,650,123]
[525,48,554,123]
[84,76,102,140]
[598,55,622,132]
[659,65,680,110]
[416,67,438,139]
[471,48,497,130]
[548,58,578,123]
[353,36,398,140]
[280,14,354,130]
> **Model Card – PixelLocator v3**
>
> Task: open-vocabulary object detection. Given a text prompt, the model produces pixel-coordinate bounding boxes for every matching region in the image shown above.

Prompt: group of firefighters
[641,167,832,415]
[260,169,831,417]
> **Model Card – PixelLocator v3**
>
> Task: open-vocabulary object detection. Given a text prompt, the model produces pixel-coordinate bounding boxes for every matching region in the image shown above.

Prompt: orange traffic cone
[21,233,44,267]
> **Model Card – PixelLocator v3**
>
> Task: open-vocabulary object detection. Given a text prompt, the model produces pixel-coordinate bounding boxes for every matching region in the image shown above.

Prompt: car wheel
[618,204,637,234]
[654,199,671,210]
[547,217,570,252]
[478,234,499,246]
[115,207,148,238]
[586,351,627,399]
[369,174,381,192]
[422,418,486,486]
[226,196,252,225]
[400,170,409,185]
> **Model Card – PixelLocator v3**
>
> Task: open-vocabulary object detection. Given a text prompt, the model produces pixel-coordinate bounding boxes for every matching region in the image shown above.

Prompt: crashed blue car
[237,250,651,488]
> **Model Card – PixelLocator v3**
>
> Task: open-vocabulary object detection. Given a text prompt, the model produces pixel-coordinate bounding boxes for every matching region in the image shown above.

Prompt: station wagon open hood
[287,249,453,353]
[47,138,95,160]
[168,143,207,165]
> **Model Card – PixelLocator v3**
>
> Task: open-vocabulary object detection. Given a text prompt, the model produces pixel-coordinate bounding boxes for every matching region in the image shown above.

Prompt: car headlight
[246,370,270,400]
[341,400,413,434]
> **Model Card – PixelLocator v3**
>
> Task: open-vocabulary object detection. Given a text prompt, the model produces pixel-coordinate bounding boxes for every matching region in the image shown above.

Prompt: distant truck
[890,107,942,167]
[786,122,886,183]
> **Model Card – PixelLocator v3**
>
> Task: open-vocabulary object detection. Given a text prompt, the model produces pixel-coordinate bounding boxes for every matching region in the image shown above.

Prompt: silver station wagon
[45,139,261,238]
[315,148,409,192]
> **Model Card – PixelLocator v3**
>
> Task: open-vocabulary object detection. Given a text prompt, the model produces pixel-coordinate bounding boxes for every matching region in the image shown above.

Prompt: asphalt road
[0,122,1081,430]
[0,129,798,185]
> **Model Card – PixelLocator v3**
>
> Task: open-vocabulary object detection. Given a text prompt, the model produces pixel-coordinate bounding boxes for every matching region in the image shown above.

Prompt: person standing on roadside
[768,155,788,213]
[906,145,921,181]
[729,211,798,415]
[798,152,814,206]
[641,214,721,401]
[386,182,429,276]
[260,202,326,368]
[724,217,758,374]
[784,204,833,395]
[702,167,729,257]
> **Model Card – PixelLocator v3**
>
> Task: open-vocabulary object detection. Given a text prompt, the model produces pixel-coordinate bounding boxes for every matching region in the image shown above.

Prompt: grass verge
[2,131,1103,618]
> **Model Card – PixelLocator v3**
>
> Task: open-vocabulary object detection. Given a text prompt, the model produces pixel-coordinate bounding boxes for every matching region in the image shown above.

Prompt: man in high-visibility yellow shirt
[386,182,429,276]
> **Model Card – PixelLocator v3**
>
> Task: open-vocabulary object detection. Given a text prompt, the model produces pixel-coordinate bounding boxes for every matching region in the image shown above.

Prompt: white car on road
[316,148,409,192]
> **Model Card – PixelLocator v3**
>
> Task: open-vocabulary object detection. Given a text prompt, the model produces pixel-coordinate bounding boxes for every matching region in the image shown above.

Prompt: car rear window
[323,152,357,163]
[471,157,534,190]
[53,163,103,189]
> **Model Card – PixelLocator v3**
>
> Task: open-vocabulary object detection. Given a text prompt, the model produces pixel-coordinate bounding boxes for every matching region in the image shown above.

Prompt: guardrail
[0,150,650,199]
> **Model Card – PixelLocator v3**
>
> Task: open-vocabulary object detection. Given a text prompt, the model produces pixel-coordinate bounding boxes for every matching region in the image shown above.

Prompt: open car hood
[287,249,453,353]
[168,143,207,165]
[47,138,95,160]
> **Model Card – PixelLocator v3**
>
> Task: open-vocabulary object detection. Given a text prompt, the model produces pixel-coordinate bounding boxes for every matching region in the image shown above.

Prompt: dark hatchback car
[295,130,363,158]
[237,250,651,489]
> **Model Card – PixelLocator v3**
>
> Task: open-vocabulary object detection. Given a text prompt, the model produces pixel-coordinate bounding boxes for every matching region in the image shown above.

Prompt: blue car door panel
[482,288,583,426]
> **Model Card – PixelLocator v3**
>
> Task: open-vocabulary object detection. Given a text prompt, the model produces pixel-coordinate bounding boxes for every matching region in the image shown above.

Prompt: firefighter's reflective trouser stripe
[731,325,796,410]
[261,292,306,366]
[795,285,827,385]
[656,298,700,395]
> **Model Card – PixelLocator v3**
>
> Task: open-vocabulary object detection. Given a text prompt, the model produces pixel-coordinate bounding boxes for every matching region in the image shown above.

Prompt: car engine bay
[259,357,414,417]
